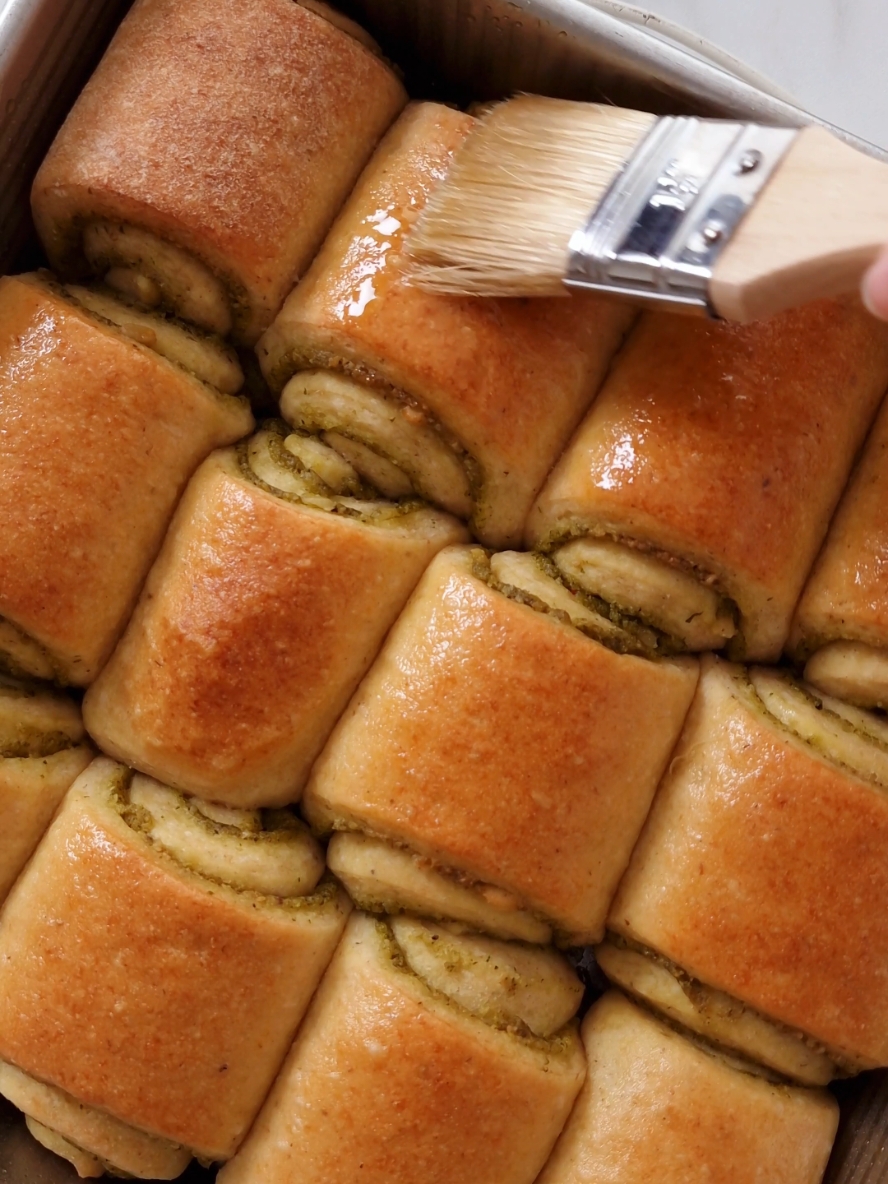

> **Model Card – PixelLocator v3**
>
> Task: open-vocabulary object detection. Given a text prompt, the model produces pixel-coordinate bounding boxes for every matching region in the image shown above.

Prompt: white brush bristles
[407,95,656,297]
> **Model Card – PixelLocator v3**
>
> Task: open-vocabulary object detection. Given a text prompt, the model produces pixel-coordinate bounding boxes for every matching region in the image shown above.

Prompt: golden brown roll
[305,545,697,944]
[257,102,636,548]
[527,302,888,661]
[791,393,888,706]
[83,423,466,807]
[32,0,406,345]
[0,272,252,687]
[537,991,838,1184]
[0,681,92,903]
[0,757,350,1177]
[603,655,888,1080]
[216,911,586,1184]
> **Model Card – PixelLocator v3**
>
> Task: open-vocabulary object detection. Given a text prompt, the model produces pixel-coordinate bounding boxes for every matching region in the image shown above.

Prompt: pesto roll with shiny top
[31,0,406,345]
[537,991,838,1184]
[217,911,586,1184]
[0,272,252,687]
[601,655,888,1085]
[0,680,92,903]
[258,101,635,549]
[527,301,888,662]
[791,393,888,708]
[0,757,350,1178]
[83,423,466,807]
[305,545,698,946]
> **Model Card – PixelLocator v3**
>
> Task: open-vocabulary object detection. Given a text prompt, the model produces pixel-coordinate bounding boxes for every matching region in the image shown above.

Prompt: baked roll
[537,991,838,1184]
[0,757,350,1178]
[83,423,466,807]
[791,393,888,707]
[601,655,888,1083]
[0,681,92,903]
[305,545,698,944]
[257,102,635,548]
[527,301,888,661]
[32,0,406,345]
[0,272,252,687]
[216,911,586,1184]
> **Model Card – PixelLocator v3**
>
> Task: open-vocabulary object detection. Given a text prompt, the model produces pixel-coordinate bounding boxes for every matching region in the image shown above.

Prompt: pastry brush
[406,95,888,322]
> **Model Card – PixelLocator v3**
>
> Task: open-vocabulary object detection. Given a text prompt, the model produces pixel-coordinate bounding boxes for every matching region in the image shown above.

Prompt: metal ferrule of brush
[565,118,798,315]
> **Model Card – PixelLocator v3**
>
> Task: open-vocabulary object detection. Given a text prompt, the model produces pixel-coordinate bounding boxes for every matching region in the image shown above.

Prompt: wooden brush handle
[711,127,888,322]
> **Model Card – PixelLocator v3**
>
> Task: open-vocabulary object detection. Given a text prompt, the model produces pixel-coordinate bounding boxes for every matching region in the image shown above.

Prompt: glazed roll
[258,102,636,548]
[0,757,350,1178]
[0,681,92,903]
[600,655,888,1084]
[537,991,838,1184]
[527,301,888,661]
[217,911,586,1184]
[83,423,466,806]
[0,272,252,687]
[304,545,697,945]
[32,0,406,344]
[791,393,888,707]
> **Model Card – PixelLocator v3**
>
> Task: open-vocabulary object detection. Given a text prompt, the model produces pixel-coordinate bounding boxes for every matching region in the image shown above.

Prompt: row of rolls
[4,0,888,1179]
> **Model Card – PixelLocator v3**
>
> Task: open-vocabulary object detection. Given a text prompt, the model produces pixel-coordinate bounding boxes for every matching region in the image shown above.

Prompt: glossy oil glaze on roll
[0,758,350,1178]
[791,391,888,708]
[527,301,888,662]
[217,912,586,1184]
[83,423,466,807]
[31,0,407,345]
[257,102,636,549]
[0,272,252,687]
[305,544,698,945]
[600,656,888,1083]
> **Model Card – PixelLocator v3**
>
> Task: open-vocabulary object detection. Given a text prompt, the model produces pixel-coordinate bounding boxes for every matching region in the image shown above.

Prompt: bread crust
[258,102,635,548]
[537,991,838,1184]
[0,758,350,1160]
[304,546,698,941]
[0,274,252,685]
[83,449,465,806]
[216,912,586,1184]
[609,656,888,1066]
[31,0,406,344]
[527,301,888,660]
[792,392,888,657]
[0,685,92,902]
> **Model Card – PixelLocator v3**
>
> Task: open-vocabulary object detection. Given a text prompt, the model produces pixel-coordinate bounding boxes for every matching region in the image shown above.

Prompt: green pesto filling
[109,768,338,911]
[469,547,680,661]
[0,614,66,686]
[605,932,858,1077]
[0,728,80,760]
[743,668,888,789]
[35,274,249,414]
[377,919,578,1053]
[67,218,253,342]
[537,522,741,656]
[237,419,429,524]
[261,347,484,506]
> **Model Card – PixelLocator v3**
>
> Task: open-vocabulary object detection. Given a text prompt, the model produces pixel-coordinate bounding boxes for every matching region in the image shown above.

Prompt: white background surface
[620,0,888,148]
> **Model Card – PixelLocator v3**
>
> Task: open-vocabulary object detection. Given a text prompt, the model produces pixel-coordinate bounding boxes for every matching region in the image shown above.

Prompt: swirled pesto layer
[551,535,737,654]
[239,420,441,527]
[596,937,853,1087]
[386,916,582,1042]
[119,771,326,900]
[279,368,475,518]
[83,221,238,338]
[0,680,85,759]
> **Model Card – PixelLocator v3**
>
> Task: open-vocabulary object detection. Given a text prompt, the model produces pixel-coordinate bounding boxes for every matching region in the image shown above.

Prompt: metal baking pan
[0,0,886,1179]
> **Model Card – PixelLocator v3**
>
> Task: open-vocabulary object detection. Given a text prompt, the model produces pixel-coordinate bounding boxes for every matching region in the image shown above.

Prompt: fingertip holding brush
[406,94,888,324]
